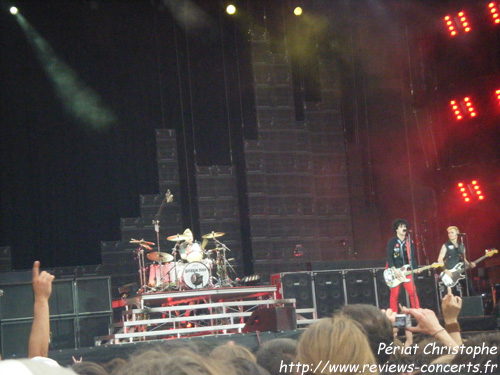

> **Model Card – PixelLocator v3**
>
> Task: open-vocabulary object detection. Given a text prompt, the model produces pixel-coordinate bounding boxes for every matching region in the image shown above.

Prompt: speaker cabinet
[0,283,33,320]
[0,317,76,358]
[242,307,297,333]
[0,276,111,358]
[0,280,74,320]
[77,314,112,347]
[313,271,345,317]
[414,270,439,313]
[76,277,112,314]
[272,272,314,309]
[459,296,484,317]
[345,269,376,305]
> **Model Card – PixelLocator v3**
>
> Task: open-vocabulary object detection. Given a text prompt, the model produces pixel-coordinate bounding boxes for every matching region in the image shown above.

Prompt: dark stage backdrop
[0,0,252,269]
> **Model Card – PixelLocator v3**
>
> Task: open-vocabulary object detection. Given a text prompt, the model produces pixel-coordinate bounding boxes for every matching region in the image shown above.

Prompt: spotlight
[10,6,18,15]
[226,4,236,15]
[241,275,261,286]
[294,7,303,16]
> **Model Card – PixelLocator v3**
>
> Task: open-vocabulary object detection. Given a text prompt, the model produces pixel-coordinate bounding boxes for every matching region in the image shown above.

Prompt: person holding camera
[386,219,420,312]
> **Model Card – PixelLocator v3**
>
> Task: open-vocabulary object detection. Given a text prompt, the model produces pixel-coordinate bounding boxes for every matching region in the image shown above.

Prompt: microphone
[457,233,466,236]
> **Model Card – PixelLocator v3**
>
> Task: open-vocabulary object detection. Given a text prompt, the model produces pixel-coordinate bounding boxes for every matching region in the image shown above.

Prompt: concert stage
[96,285,305,344]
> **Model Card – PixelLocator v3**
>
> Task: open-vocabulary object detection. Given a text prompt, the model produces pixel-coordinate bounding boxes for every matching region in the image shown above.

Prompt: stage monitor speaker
[345,269,376,305]
[76,277,112,314]
[459,296,484,317]
[313,271,345,317]
[242,306,296,333]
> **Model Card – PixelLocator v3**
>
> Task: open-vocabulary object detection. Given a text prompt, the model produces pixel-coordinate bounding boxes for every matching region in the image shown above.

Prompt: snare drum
[186,242,203,263]
[181,262,210,289]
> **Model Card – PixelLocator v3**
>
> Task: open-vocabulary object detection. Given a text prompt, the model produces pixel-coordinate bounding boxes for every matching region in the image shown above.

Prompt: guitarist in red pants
[386,219,420,312]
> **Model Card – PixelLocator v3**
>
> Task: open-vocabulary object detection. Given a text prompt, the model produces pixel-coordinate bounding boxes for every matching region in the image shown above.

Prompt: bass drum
[181,262,210,289]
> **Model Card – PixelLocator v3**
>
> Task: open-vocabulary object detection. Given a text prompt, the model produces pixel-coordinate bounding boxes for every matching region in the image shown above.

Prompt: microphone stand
[407,232,418,308]
[152,190,173,289]
[460,235,471,296]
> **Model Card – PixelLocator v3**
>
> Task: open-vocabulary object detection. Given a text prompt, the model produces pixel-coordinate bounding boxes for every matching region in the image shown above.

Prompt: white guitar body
[384,265,413,288]
[384,263,443,288]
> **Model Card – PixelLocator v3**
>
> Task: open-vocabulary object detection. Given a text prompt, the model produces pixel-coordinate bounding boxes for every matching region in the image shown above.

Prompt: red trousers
[390,275,420,312]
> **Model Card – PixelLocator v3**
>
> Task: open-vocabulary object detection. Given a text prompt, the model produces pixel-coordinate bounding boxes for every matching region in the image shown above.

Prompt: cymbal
[130,238,155,245]
[147,252,174,263]
[202,232,225,239]
[167,234,188,241]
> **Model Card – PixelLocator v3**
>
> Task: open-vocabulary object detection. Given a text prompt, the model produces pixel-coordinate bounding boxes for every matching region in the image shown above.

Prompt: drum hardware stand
[212,237,237,287]
[130,239,156,293]
[134,244,148,292]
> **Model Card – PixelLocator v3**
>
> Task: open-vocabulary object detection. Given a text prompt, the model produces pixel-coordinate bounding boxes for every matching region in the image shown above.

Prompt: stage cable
[151,2,167,129]
[404,26,430,169]
[218,0,234,164]
[173,17,196,230]
[399,50,420,265]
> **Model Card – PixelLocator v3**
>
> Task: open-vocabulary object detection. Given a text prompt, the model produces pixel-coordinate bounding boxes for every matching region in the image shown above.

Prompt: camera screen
[394,314,411,328]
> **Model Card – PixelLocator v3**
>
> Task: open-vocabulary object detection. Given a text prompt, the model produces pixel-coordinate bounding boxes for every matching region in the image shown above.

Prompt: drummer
[177,228,203,263]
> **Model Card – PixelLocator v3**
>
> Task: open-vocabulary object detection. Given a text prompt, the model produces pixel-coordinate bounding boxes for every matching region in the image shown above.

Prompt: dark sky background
[1,0,499,271]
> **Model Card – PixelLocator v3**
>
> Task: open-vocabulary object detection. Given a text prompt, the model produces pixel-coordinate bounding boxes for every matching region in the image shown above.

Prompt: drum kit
[130,231,236,293]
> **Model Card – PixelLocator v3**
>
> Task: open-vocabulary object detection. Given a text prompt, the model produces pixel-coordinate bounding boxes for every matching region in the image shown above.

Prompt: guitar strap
[405,238,411,267]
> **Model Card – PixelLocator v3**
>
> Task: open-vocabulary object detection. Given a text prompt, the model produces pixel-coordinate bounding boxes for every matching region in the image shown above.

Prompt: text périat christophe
[378,341,498,356]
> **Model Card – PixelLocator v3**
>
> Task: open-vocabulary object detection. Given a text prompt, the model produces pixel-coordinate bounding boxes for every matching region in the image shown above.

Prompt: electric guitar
[439,248,498,288]
[384,263,443,288]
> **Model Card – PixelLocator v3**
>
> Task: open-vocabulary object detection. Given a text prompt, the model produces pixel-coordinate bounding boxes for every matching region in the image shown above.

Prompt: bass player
[437,226,476,295]
[386,219,421,312]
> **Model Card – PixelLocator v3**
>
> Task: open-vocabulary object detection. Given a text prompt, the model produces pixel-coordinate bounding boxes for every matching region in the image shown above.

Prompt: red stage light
[444,11,471,35]
[456,179,485,202]
[450,96,477,120]
[489,2,500,25]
